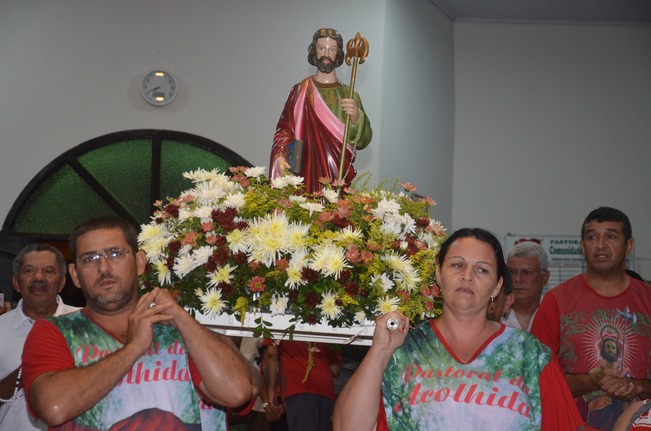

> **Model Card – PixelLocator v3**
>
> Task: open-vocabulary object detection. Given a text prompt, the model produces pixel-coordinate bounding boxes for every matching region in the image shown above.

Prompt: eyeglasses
[77,248,131,269]
[508,268,546,280]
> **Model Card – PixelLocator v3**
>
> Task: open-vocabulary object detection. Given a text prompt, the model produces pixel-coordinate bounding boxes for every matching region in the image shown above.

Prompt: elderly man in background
[502,240,550,331]
[0,243,78,430]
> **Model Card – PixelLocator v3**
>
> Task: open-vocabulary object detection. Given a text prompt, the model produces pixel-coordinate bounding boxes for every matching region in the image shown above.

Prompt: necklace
[0,366,22,404]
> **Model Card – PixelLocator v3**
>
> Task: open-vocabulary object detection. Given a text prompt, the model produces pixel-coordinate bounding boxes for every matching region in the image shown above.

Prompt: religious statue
[270,28,372,193]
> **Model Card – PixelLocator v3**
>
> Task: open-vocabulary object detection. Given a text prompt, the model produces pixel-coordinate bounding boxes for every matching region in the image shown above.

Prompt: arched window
[0,129,252,305]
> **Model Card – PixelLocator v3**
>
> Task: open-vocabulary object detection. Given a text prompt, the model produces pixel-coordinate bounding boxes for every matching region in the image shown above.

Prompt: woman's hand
[373,312,410,353]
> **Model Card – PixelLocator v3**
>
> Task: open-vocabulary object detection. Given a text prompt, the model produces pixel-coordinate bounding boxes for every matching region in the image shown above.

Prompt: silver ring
[387,318,399,330]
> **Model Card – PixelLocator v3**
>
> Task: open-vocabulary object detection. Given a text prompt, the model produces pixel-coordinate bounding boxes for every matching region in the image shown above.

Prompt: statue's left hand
[341,98,360,125]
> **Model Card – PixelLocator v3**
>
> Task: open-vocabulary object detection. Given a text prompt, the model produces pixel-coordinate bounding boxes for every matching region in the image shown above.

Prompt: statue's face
[315,37,339,73]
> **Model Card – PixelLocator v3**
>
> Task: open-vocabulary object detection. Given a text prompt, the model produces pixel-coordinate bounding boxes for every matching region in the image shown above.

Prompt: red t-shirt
[263,340,341,400]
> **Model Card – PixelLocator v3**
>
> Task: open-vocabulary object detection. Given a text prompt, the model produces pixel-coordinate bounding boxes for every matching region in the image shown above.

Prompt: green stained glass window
[160,140,235,200]
[10,165,118,235]
[2,130,251,239]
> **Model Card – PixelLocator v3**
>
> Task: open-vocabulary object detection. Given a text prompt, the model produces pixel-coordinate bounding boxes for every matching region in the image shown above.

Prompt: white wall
[453,23,651,277]
[0,1,375,216]
[381,0,455,225]
[0,0,454,230]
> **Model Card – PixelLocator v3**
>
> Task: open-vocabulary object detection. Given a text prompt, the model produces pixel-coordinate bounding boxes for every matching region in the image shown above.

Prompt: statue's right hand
[274,157,291,173]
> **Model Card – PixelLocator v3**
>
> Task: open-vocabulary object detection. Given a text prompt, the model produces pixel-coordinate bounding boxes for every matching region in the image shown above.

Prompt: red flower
[248,276,266,293]
[301,267,319,284]
[345,246,362,264]
[305,292,319,308]
[234,252,248,265]
[344,281,359,297]
[220,283,236,297]
[164,203,180,217]
[401,181,416,192]
[275,258,289,271]
[168,241,181,253]
[181,231,199,247]
[201,221,215,232]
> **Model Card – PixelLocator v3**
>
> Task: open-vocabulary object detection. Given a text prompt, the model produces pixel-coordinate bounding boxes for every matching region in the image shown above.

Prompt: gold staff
[337,33,369,182]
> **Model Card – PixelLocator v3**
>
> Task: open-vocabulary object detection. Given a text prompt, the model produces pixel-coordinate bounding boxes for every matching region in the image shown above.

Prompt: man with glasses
[502,240,550,331]
[0,243,78,430]
[21,215,261,429]
[531,207,651,431]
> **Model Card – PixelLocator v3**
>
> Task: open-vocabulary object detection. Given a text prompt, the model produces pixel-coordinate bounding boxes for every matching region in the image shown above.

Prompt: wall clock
[140,70,177,106]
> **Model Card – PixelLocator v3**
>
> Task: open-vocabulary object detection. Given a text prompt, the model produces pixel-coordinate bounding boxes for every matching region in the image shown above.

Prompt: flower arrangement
[138,167,446,337]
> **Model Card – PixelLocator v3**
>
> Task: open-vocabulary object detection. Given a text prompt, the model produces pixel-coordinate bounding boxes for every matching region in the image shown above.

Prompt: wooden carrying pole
[337,33,369,182]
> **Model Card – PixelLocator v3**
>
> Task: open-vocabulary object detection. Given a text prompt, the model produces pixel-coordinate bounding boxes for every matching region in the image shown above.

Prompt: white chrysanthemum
[207,264,236,287]
[285,251,308,288]
[323,189,339,204]
[382,252,411,274]
[335,226,363,244]
[194,205,214,220]
[317,291,342,321]
[199,287,226,316]
[380,216,402,237]
[283,175,304,187]
[299,202,324,216]
[371,273,395,292]
[271,177,290,189]
[309,243,350,278]
[354,310,367,324]
[394,268,422,292]
[193,181,227,205]
[289,195,307,203]
[154,260,171,286]
[178,208,193,222]
[183,168,221,183]
[192,245,214,267]
[285,264,305,289]
[371,197,401,217]
[138,224,173,259]
[400,214,416,237]
[374,296,401,315]
[287,223,311,251]
[223,192,246,209]
[246,213,290,266]
[244,166,266,178]
[226,229,247,254]
[270,295,289,316]
[173,254,197,279]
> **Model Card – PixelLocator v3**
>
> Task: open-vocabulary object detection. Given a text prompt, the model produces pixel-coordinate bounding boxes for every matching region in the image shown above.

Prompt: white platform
[197,311,375,345]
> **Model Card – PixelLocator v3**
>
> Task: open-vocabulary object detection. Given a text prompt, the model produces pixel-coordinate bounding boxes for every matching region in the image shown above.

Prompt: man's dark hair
[581,207,632,241]
[13,243,67,277]
[69,215,138,259]
[307,28,344,68]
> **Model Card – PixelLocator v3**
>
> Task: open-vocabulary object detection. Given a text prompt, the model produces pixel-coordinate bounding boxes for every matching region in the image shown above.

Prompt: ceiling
[428,0,651,26]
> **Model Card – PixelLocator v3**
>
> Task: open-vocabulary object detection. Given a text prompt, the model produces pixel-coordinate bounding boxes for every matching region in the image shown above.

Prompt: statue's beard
[316,56,335,74]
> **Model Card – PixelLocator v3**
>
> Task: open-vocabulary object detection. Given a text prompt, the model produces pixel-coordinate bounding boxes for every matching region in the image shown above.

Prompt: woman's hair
[437,228,507,283]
